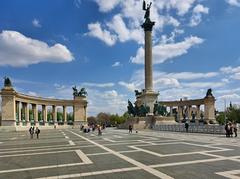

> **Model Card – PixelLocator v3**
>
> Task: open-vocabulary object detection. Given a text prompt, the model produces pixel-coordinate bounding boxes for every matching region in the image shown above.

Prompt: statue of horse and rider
[72,86,87,97]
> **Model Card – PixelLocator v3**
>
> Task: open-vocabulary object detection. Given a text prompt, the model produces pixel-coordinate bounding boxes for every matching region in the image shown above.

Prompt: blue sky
[0,0,240,116]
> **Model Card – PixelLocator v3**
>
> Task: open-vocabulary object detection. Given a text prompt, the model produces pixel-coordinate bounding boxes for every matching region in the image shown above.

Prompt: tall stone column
[188,106,192,119]
[63,106,67,124]
[18,102,22,123]
[26,103,30,125]
[42,105,47,125]
[32,104,38,125]
[52,105,57,125]
[196,105,201,119]
[170,106,173,116]
[138,19,159,115]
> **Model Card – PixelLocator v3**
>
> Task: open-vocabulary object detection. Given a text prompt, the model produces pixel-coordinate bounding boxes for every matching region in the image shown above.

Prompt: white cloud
[87,22,117,46]
[82,82,115,88]
[220,66,240,74]
[226,0,240,7]
[131,36,204,64]
[118,81,137,92]
[182,82,225,88]
[32,19,42,28]
[167,72,218,80]
[112,61,122,67]
[190,4,209,27]
[94,0,121,12]
[156,0,196,16]
[0,30,74,67]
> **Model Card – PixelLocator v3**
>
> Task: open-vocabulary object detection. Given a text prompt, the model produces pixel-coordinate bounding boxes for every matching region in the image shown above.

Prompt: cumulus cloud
[86,22,117,46]
[0,30,74,67]
[32,18,41,28]
[118,81,137,92]
[81,82,115,88]
[190,4,209,27]
[131,36,204,64]
[226,0,240,7]
[94,0,121,12]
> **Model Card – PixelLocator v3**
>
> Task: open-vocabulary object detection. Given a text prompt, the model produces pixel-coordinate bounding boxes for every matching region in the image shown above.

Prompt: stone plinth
[73,96,87,126]
[0,87,16,126]
[138,91,159,115]
[204,95,216,122]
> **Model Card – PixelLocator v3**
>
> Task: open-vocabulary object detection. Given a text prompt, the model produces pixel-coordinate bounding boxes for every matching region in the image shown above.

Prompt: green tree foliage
[57,112,63,121]
[216,104,240,124]
[226,105,240,123]
[216,112,225,125]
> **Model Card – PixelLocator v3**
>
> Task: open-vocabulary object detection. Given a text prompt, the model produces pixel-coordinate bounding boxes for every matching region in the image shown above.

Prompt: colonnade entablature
[0,80,87,127]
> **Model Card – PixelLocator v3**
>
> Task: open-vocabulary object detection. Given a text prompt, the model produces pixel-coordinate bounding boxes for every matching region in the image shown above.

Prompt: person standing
[234,122,238,137]
[185,122,189,133]
[29,126,34,139]
[129,125,133,133]
[35,127,40,139]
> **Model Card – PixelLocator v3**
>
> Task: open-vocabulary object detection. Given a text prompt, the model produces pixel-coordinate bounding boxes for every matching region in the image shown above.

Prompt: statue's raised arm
[143,0,152,20]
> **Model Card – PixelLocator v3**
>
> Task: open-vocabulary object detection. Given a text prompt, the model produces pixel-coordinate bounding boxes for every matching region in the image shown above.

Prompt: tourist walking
[225,123,230,137]
[35,127,40,139]
[97,125,102,136]
[234,122,238,137]
[129,125,133,133]
[185,122,189,133]
[29,126,34,139]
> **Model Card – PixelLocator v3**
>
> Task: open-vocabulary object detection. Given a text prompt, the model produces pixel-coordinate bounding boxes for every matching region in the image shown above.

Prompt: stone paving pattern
[0,128,239,179]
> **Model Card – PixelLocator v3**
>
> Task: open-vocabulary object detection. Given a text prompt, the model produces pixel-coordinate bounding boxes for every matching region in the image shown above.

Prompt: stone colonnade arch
[0,86,87,127]
[158,95,215,123]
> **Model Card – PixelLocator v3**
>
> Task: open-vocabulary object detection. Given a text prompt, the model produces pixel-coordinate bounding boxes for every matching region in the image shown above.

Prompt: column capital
[141,20,155,31]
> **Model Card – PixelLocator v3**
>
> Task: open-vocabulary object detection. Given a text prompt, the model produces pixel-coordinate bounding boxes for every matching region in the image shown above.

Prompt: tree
[226,105,240,123]
[87,116,97,125]
[97,112,110,126]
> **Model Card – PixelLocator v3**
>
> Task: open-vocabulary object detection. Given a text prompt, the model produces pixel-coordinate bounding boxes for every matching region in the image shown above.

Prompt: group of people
[29,126,40,139]
[225,122,238,137]
[80,124,103,136]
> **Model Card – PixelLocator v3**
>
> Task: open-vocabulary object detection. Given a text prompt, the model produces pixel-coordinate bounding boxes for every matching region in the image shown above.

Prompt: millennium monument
[135,0,159,115]
[0,77,87,128]
[127,1,216,128]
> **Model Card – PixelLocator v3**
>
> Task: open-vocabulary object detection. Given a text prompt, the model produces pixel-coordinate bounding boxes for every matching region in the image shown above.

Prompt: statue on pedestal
[72,86,87,97]
[143,0,152,21]
[4,76,12,87]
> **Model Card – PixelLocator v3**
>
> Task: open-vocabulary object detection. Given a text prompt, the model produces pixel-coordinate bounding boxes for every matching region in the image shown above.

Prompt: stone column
[170,106,173,116]
[42,105,47,125]
[52,105,57,125]
[18,102,22,124]
[178,106,183,120]
[142,21,155,92]
[196,105,201,119]
[63,106,67,124]
[32,104,38,125]
[145,31,153,91]
[188,106,192,119]
[26,103,30,125]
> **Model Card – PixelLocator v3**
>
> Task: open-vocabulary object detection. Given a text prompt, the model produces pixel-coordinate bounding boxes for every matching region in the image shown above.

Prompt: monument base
[1,120,16,126]
[137,90,159,114]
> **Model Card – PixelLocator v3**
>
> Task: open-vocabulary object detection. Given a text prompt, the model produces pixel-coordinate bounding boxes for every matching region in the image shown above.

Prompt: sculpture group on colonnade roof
[3,76,12,87]
[72,86,87,97]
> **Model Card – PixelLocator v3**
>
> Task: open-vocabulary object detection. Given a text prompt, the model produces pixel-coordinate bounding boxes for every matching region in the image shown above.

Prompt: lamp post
[224,98,227,124]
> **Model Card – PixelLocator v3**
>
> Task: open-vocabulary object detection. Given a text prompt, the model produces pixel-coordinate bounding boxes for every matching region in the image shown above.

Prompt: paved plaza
[0,128,240,179]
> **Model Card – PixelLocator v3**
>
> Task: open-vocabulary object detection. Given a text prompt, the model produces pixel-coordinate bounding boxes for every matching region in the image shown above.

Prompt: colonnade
[0,86,87,127]
[159,95,216,122]
[15,101,71,126]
